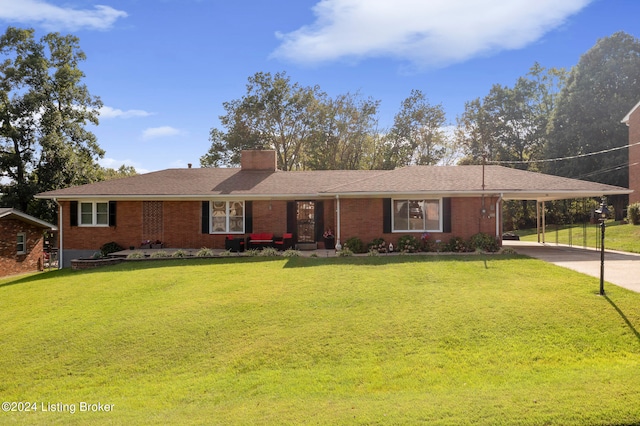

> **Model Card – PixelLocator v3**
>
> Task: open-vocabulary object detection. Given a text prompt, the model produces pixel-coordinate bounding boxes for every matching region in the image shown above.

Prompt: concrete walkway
[504,240,640,293]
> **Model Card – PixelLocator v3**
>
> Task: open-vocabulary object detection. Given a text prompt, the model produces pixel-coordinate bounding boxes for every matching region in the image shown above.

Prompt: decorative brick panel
[142,201,163,242]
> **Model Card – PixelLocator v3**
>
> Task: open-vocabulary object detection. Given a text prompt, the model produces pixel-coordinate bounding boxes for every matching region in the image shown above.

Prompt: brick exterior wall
[0,218,45,277]
[58,197,499,256]
[337,197,498,247]
[629,107,640,204]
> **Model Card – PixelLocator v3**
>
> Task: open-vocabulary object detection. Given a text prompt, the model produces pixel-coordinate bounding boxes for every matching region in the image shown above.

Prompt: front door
[296,201,315,243]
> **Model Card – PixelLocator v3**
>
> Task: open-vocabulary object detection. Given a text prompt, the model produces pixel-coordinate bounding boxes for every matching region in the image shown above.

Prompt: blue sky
[1,0,639,173]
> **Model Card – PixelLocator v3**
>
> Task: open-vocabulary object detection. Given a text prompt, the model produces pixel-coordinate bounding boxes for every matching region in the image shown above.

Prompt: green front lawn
[1,256,640,425]
[519,221,640,253]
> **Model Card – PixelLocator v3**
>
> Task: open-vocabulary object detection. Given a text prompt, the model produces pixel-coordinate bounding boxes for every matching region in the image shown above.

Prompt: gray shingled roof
[0,208,57,229]
[35,165,631,201]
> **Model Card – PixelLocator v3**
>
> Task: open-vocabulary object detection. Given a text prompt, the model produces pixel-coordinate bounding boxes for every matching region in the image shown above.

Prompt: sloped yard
[1,255,639,425]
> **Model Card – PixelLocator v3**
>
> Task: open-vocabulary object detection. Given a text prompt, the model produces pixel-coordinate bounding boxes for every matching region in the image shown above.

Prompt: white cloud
[0,0,127,31]
[272,0,592,68]
[99,106,154,119]
[141,126,181,141]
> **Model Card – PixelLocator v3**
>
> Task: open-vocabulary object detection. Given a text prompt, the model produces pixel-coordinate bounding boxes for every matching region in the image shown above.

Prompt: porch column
[542,201,546,244]
[536,201,541,243]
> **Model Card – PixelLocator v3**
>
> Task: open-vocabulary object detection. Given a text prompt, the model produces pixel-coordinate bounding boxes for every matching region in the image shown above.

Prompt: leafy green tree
[0,27,103,219]
[99,164,137,180]
[546,32,640,189]
[456,63,567,227]
[304,92,380,170]
[383,89,448,168]
[202,71,320,170]
[456,63,566,167]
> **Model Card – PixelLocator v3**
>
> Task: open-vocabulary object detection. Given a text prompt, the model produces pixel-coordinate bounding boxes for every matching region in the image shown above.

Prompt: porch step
[296,242,318,251]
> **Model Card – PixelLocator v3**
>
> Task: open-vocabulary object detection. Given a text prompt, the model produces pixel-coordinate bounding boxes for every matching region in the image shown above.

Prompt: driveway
[504,240,640,294]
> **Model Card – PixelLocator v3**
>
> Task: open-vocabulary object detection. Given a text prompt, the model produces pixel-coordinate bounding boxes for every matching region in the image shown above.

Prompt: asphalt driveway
[505,240,640,294]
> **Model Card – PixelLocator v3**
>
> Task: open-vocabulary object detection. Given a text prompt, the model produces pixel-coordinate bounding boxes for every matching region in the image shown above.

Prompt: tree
[0,27,103,219]
[99,164,137,180]
[383,89,448,168]
[304,92,380,170]
[546,32,640,189]
[456,63,567,227]
[456,63,566,167]
[202,71,320,170]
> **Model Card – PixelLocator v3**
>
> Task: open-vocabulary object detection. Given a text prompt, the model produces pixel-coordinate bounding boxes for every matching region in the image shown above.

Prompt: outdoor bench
[248,233,274,249]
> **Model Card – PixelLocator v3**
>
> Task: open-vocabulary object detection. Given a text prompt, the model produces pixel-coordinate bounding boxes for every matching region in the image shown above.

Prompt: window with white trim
[17,232,26,255]
[392,199,441,232]
[79,202,109,226]
[210,201,244,233]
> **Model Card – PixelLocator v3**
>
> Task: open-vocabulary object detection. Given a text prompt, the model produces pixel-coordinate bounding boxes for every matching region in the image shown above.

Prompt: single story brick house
[623,99,640,204]
[36,150,630,267]
[0,208,57,277]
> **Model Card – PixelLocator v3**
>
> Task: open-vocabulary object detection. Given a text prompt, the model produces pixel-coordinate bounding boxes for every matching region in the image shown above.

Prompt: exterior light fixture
[594,197,610,296]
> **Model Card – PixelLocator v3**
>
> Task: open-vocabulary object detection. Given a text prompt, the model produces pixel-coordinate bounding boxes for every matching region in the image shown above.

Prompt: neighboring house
[0,208,57,277]
[36,150,630,268]
[623,100,640,204]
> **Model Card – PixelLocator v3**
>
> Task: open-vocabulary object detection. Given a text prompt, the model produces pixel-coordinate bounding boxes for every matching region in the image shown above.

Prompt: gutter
[53,198,63,270]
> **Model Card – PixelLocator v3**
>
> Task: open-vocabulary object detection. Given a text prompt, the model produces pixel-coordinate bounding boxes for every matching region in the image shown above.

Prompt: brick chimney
[240,150,277,171]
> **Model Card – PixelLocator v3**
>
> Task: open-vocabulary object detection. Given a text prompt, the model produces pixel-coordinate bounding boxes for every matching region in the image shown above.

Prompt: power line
[487,141,640,165]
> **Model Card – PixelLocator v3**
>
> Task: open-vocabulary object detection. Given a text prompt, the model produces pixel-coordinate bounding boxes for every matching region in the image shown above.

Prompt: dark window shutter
[70,201,78,227]
[108,201,117,226]
[245,201,253,233]
[383,198,391,233]
[201,201,209,234]
[287,201,296,235]
[315,201,324,241]
[443,197,452,233]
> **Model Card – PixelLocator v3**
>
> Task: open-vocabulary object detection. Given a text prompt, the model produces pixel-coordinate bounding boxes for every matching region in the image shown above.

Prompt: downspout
[335,195,342,250]
[53,198,63,269]
[496,194,503,238]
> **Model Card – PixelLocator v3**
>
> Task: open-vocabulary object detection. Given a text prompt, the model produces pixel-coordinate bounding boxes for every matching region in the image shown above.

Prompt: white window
[392,199,441,232]
[210,201,244,233]
[17,233,26,255]
[79,202,109,226]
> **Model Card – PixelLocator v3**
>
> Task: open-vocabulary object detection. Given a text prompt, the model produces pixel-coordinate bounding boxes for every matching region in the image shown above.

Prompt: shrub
[445,236,469,253]
[368,238,387,253]
[259,247,280,257]
[196,248,214,257]
[218,249,234,257]
[367,249,380,256]
[245,249,260,257]
[343,237,366,253]
[420,233,437,252]
[469,232,500,253]
[150,251,170,258]
[127,251,145,259]
[282,249,301,257]
[100,241,124,257]
[398,235,420,253]
[628,202,640,225]
[172,249,187,258]
[337,247,354,257]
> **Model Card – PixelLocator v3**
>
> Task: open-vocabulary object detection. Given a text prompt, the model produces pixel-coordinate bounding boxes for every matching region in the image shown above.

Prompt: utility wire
[487,141,640,165]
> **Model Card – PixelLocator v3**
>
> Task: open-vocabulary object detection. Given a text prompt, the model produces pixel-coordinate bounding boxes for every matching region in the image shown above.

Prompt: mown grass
[518,221,640,253]
[1,256,640,425]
